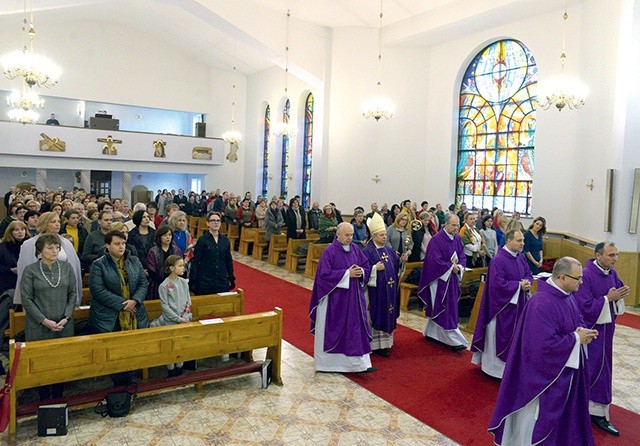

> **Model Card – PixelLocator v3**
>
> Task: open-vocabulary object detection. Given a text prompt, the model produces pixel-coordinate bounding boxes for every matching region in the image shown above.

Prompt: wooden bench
[188,215,199,238]
[463,280,485,334]
[252,230,268,260]
[238,227,259,255]
[7,306,283,435]
[304,243,329,278]
[268,234,287,265]
[399,261,423,311]
[8,290,245,340]
[227,224,240,250]
[285,238,313,272]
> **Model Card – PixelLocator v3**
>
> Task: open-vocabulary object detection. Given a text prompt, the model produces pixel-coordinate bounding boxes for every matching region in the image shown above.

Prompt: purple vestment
[363,242,400,333]
[417,229,466,330]
[471,247,532,361]
[489,279,594,446]
[309,239,372,356]
[574,259,624,409]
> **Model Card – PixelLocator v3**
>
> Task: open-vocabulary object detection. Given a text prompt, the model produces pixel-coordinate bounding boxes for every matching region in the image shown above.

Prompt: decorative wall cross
[98,135,122,155]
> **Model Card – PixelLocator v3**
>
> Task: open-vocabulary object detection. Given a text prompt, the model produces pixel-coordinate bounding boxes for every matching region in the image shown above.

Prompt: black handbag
[94,383,137,418]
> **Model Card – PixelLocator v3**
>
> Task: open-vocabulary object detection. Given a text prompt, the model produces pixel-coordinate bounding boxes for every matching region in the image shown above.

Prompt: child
[150,255,192,377]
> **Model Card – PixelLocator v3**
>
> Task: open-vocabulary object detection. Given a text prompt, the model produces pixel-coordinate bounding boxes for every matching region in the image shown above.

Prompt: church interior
[1,0,640,444]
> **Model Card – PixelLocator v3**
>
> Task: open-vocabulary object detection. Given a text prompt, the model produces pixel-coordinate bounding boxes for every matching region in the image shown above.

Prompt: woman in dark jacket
[189,212,235,295]
[146,226,181,300]
[0,220,29,296]
[60,209,89,254]
[128,209,156,269]
[285,198,306,240]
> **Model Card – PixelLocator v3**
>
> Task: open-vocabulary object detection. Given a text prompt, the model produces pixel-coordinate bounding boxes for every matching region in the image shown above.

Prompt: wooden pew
[463,280,485,334]
[238,227,259,255]
[188,215,199,238]
[8,290,245,340]
[227,224,240,250]
[268,234,287,265]
[285,238,313,272]
[399,262,423,311]
[304,243,329,278]
[252,230,268,260]
[196,216,209,238]
[7,306,283,435]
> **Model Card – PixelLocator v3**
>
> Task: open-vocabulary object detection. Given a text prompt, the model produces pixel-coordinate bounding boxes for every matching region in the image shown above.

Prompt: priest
[417,213,467,350]
[363,212,402,357]
[489,257,598,446]
[470,229,532,378]
[309,222,375,373]
[574,241,629,436]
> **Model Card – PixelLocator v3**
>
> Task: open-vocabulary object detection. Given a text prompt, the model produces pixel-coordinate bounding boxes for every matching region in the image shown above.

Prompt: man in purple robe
[417,214,467,350]
[489,257,598,446]
[471,229,532,378]
[309,222,375,373]
[574,242,629,436]
[363,212,401,357]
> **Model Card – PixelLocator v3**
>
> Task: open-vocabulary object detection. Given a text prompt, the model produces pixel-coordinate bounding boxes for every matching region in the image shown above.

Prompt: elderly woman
[524,216,547,274]
[128,209,156,269]
[21,233,77,400]
[168,210,193,259]
[254,199,268,229]
[14,212,82,307]
[317,204,339,243]
[265,200,284,245]
[386,211,414,257]
[146,226,182,300]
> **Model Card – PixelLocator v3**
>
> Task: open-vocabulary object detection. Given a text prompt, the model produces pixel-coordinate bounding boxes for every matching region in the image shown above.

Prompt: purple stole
[363,242,400,333]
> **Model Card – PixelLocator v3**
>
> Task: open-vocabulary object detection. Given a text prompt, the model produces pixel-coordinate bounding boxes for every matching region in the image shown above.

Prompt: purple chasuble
[471,247,532,361]
[417,229,466,330]
[574,259,624,407]
[489,279,594,446]
[309,239,372,356]
[363,242,400,333]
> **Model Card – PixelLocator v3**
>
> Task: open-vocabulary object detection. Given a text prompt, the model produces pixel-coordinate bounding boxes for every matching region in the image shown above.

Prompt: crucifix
[98,135,122,155]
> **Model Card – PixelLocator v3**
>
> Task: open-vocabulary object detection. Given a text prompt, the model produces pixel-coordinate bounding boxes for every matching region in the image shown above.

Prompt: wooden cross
[98,135,122,155]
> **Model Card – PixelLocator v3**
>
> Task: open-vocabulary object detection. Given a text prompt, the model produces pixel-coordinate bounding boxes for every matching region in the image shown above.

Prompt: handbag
[94,383,137,418]
[0,342,22,432]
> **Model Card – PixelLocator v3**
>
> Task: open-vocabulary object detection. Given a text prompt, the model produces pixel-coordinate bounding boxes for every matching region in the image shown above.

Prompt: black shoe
[591,416,620,436]
[378,349,390,357]
[451,344,467,352]
[359,367,377,373]
[167,368,176,378]
[174,366,184,376]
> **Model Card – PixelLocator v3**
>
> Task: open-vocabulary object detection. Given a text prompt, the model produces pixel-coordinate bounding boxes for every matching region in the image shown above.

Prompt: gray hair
[132,202,147,213]
[552,257,581,278]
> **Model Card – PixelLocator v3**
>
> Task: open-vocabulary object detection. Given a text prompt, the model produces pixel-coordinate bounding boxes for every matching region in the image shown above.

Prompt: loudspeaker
[196,122,206,138]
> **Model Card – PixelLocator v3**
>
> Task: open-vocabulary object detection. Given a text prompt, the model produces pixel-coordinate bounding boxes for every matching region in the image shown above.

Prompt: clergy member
[574,242,629,436]
[363,212,402,357]
[470,229,532,378]
[309,222,375,373]
[489,257,598,446]
[417,213,467,351]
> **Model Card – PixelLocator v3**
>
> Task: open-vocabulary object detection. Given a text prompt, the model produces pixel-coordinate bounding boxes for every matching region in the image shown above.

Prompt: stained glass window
[262,105,270,198]
[280,99,291,199]
[301,93,313,209]
[456,39,537,215]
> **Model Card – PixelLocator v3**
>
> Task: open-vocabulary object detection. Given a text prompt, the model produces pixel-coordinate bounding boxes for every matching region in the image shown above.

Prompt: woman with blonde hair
[386,211,413,258]
[14,212,82,307]
[168,210,194,259]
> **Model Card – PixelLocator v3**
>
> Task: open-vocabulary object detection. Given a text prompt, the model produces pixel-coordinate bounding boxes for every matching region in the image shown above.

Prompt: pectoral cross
[387,278,395,288]
[98,135,122,155]
[381,252,389,262]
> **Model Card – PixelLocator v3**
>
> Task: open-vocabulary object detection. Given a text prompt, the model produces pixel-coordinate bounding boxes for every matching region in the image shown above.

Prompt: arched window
[456,39,537,215]
[261,105,270,198]
[301,93,313,209]
[280,99,291,199]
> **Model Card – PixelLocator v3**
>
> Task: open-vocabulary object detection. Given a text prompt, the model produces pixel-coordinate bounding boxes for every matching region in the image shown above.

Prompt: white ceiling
[0,0,581,76]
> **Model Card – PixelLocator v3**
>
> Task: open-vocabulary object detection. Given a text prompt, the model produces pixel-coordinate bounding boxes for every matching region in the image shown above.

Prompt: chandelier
[537,1,587,111]
[222,43,243,144]
[275,9,297,137]
[2,0,61,123]
[362,0,395,121]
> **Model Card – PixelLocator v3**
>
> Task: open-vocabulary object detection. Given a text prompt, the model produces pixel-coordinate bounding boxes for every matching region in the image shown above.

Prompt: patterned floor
[4,252,639,445]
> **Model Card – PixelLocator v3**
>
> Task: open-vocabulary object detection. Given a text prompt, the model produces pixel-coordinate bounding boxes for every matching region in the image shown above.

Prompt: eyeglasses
[209,219,221,223]
[564,274,582,282]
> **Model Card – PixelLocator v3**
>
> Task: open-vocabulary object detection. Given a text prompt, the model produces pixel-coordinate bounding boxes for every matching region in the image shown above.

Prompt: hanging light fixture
[6,79,45,124]
[537,1,587,111]
[274,9,297,137]
[222,42,243,144]
[1,0,61,87]
[362,0,395,121]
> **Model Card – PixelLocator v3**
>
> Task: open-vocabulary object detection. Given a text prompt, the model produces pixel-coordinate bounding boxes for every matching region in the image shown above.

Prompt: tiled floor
[3,252,639,445]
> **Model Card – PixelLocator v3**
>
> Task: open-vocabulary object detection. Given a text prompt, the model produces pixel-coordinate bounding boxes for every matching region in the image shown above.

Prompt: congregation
[0,183,628,444]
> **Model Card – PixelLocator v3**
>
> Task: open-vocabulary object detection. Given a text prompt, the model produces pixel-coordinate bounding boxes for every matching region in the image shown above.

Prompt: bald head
[336,222,354,245]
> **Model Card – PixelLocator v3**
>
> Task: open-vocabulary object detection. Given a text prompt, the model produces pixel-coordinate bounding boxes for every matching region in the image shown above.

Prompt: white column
[36,169,47,191]
[80,170,91,192]
[122,171,132,204]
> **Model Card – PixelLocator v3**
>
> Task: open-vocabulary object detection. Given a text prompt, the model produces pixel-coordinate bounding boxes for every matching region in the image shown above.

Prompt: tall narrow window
[280,99,291,199]
[456,39,537,215]
[262,105,270,198]
[301,93,313,209]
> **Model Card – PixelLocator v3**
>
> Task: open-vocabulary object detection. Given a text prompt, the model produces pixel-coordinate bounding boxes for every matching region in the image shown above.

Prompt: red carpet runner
[234,261,640,446]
